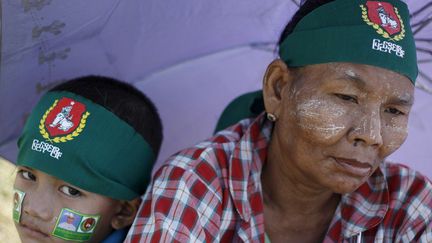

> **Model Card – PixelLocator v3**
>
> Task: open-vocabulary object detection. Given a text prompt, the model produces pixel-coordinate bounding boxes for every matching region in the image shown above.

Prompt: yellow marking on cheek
[388,125,408,134]
[385,143,403,149]
[296,99,346,118]
[294,99,349,140]
[386,116,408,134]
[386,125,407,137]
[382,141,404,155]
[299,123,346,140]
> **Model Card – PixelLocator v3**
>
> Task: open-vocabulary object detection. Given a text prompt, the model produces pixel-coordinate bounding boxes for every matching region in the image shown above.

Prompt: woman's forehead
[293,63,414,99]
[300,63,412,85]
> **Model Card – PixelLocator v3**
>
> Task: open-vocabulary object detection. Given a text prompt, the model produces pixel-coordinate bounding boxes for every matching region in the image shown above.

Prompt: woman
[126,0,432,242]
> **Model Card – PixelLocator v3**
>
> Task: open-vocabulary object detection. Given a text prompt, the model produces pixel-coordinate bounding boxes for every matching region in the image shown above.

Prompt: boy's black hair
[50,75,163,155]
[278,0,336,46]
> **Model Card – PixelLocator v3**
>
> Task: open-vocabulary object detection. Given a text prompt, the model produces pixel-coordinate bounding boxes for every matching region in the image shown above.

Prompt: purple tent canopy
[1,0,431,178]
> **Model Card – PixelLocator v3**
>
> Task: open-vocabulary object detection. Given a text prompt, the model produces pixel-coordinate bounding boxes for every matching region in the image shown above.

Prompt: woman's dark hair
[50,75,163,155]
[278,0,336,46]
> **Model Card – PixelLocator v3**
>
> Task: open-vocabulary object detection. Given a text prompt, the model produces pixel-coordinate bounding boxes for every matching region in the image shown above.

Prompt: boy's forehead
[16,91,155,200]
[17,165,85,190]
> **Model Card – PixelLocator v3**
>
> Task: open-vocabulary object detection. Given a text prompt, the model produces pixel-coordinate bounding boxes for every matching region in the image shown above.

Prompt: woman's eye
[385,107,405,116]
[334,94,358,104]
[18,170,36,181]
[59,185,82,197]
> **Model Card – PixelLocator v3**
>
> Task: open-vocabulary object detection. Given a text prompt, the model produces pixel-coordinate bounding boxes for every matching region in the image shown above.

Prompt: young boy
[12,76,162,242]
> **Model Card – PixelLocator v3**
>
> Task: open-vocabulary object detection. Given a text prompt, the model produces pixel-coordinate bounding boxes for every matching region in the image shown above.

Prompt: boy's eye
[59,185,82,197]
[18,170,36,181]
[334,93,358,104]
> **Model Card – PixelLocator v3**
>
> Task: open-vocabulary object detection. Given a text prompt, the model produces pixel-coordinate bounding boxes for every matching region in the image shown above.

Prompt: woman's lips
[19,223,50,239]
[333,157,372,177]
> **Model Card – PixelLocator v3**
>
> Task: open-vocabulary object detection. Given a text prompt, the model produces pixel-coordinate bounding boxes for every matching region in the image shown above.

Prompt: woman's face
[13,166,122,243]
[266,62,414,194]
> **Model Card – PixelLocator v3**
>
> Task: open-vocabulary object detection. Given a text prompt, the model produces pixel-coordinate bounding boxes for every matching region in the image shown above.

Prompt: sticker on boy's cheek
[52,208,100,242]
[12,189,25,223]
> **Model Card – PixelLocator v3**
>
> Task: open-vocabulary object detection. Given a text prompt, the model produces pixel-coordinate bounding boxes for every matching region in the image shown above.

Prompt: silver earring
[267,113,277,122]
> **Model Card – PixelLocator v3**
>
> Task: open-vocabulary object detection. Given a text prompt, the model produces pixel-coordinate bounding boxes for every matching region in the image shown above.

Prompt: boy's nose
[22,190,53,222]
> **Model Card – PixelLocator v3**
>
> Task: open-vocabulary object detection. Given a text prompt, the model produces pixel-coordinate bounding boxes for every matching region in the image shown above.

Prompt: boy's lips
[19,222,50,239]
[333,157,373,177]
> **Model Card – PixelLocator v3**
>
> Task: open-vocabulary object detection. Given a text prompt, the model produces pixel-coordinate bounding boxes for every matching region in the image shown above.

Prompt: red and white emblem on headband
[39,97,90,143]
[360,1,405,41]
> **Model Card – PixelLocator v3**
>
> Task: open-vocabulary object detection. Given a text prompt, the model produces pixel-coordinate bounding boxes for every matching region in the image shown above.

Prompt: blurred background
[0,157,20,242]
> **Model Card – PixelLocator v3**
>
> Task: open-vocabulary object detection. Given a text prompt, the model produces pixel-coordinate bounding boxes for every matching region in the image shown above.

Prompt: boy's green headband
[279,0,418,83]
[17,91,156,200]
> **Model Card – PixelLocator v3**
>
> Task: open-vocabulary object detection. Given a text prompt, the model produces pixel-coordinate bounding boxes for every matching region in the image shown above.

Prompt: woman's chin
[326,177,367,195]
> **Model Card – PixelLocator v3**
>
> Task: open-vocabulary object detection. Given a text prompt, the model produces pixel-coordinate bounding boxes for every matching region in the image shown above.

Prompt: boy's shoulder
[101,228,129,243]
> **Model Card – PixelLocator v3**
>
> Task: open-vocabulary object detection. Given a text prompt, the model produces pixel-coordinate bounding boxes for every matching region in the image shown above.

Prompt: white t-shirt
[58,222,76,231]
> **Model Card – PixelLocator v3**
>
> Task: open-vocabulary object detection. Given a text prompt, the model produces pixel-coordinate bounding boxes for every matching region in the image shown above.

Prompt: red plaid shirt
[126,114,432,242]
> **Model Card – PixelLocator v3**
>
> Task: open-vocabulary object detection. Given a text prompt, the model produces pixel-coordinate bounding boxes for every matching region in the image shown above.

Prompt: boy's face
[13,166,122,243]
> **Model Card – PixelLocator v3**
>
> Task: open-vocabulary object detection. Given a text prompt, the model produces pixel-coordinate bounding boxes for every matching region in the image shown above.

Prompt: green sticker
[52,208,99,242]
[12,189,25,223]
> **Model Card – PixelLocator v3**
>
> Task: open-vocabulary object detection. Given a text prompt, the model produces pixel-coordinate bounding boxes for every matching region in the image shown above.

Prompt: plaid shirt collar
[228,113,390,237]
[336,167,389,238]
[228,113,271,222]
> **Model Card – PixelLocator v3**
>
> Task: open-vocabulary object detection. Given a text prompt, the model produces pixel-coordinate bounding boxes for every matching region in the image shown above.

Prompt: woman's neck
[261,137,341,242]
[261,162,339,217]
[262,138,339,213]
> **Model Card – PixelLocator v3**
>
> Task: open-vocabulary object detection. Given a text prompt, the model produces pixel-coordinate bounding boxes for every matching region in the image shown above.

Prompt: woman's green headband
[279,0,418,83]
[17,91,156,200]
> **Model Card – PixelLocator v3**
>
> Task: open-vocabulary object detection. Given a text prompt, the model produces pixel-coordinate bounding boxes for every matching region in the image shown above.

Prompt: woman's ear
[110,198,142,230]
[262,59,294,118]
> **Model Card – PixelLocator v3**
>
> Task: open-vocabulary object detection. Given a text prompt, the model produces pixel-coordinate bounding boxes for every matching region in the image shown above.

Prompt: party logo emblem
[12,189,25,223]
[360,1,405,41]
[52,208,100,242]
[79,217,97,232]
[40,97,90,143]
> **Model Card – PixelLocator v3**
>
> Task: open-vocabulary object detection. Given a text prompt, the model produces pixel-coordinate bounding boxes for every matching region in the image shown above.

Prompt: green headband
[17,91,156,200]
[279,0,418,83]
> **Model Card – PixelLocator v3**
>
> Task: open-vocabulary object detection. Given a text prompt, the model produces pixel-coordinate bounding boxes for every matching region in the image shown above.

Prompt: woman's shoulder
[381,161,431,187]
[155,117,258,183]
[373,162,432,240]
[380,161,432,213]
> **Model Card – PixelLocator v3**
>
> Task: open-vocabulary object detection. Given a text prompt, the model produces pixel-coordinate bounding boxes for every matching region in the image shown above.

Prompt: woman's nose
[348,109,383,148]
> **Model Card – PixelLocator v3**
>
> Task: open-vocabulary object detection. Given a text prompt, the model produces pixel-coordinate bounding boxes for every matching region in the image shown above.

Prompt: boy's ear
[111,198,142,230]
[262,59,294,118]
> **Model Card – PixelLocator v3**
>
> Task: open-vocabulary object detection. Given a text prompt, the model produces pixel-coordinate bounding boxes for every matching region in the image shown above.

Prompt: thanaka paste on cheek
[51,208,100,242]
[12,188,25,223]
[382,116,409,153]
[387,116,408,135]
[294,98,348,141]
